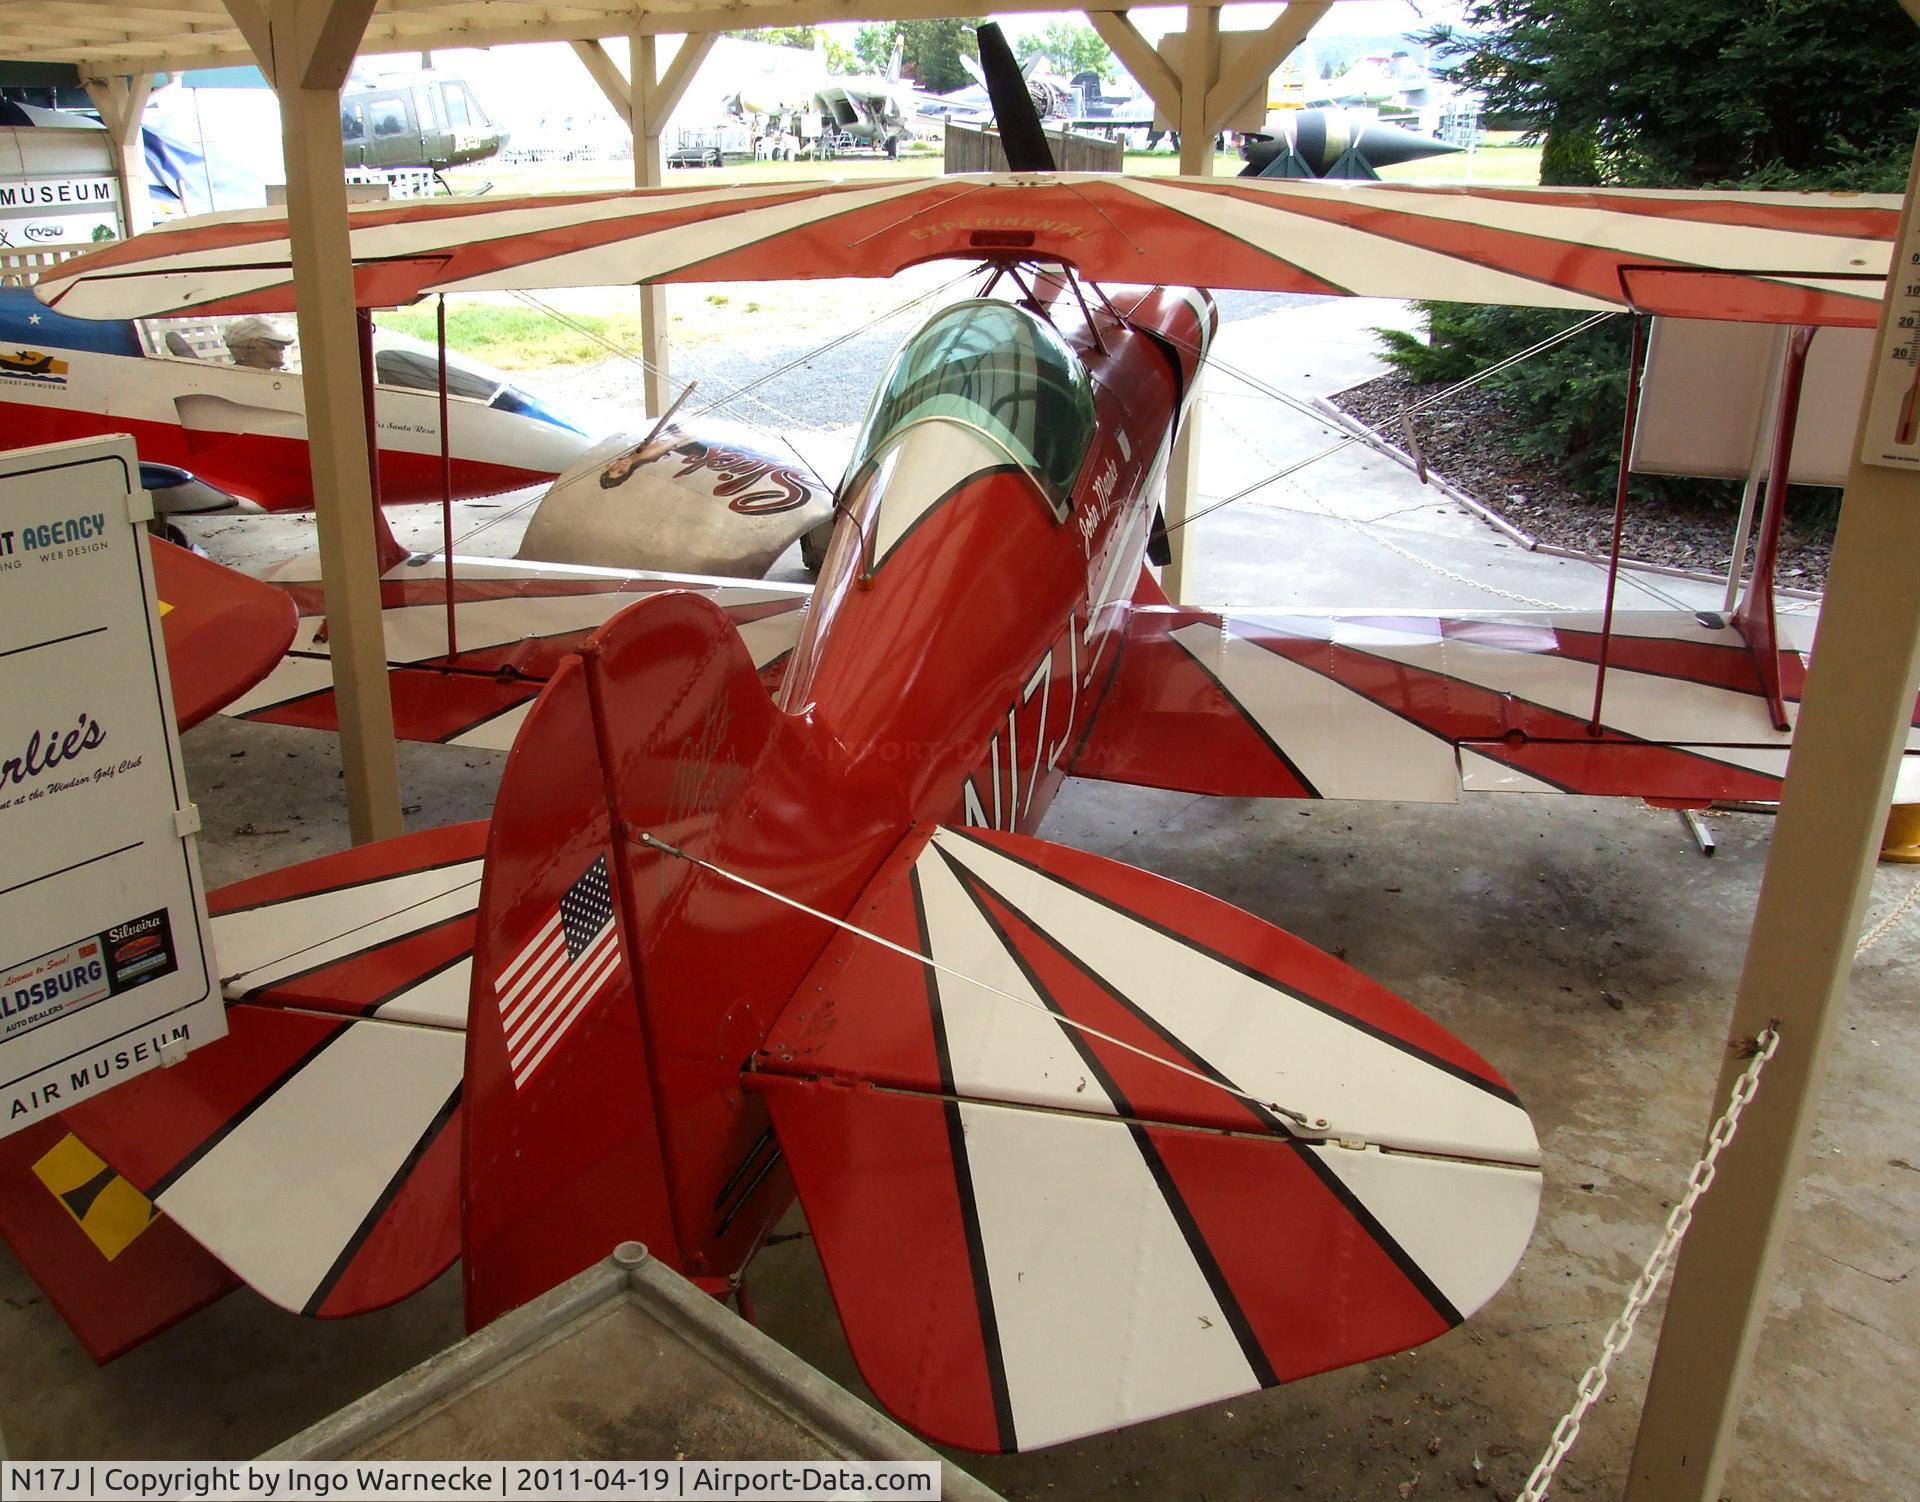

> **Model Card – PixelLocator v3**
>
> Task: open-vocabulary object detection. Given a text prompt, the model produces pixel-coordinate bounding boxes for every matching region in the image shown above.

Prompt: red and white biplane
[3,44,1911,1450]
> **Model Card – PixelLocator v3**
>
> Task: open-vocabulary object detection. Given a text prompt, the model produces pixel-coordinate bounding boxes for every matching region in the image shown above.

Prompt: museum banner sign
[0,436,223,1135]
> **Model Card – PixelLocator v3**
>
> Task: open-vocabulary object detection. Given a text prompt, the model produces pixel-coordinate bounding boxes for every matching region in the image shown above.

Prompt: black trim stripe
[361,939,476,1022]
[430,683,543,747]
[214,851,485,918]
[1219,616,1793,786]
[148,1018,349,1198]
[300,1081,463,1317]
[936,845,1278,1389]
[911,867,1016,1454]
[938,843,1468,1331]
[226,906,481,1007]
[1161,622,1324,797]
[937,827,1523,1111]
[1287,1137,1465,1327]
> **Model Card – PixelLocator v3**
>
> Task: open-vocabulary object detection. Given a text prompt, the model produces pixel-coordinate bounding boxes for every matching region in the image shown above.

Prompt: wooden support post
[82,73,154,238]
[1623,130,1920,1502]
[1155,5,1221,605]
[577,28,715,420]
[630,31,670,419]
[230,0,402,845]
[1204,2,1329,135]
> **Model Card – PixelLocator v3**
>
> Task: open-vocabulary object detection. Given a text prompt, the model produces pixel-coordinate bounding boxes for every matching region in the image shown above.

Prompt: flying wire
[442,270,976,551]
[638,831,1329,1135]
[1145,311,1620,539]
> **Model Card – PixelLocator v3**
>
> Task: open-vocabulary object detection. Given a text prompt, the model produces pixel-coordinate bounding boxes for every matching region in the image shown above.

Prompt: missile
[1241,108,1461,179]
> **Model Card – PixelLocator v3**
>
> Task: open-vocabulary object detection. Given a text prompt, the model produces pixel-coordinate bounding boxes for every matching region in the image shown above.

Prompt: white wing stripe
[1308,1144,1542,1321]
[919,850,1119,1115]
[212,860,485,996]
[1169,622,1462,803]
[931,830,1539,1167]
[958,1102,1257,1450]
[155,1021,464,1313]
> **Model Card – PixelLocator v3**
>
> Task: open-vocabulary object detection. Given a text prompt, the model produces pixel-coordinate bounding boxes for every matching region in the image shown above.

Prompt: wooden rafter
[0,0,1327,74]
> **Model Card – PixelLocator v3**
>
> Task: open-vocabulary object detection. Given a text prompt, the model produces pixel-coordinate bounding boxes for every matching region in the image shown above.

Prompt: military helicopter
[338,70,505,174]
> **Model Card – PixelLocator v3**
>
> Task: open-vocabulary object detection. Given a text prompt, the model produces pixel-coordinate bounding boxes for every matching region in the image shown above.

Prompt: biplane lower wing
[754,825,1540,1453]
[53,822,487,1322]
[1072,606,1920,805]
[219,554,812,750]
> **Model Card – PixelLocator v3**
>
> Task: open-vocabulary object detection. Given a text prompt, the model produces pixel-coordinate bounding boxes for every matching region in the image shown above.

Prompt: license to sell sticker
[0,908,178,1043]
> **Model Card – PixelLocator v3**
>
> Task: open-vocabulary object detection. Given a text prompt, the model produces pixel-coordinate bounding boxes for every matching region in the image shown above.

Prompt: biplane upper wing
[55,821,487,1318]
[222,554,811,749]
[1071,605,1920,805]
[35,177,1896,329]
[753,824,1540,1453]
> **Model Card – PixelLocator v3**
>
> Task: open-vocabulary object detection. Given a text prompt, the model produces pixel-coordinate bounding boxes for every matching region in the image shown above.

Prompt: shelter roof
[0,1,1272,75]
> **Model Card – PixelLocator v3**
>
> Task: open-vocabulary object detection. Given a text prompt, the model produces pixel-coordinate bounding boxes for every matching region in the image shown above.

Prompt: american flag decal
[494,853,621,1089]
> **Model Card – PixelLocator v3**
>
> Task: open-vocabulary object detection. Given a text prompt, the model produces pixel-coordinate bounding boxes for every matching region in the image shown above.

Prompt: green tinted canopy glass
[846,300,1096,511]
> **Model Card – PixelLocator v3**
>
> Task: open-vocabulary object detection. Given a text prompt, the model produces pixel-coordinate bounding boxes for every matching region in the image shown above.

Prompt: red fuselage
[785,285,1211,836]
[461,281,1219,1319]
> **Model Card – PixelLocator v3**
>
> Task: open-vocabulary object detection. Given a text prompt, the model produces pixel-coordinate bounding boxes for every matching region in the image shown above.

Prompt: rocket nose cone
[1353,120,1463,167]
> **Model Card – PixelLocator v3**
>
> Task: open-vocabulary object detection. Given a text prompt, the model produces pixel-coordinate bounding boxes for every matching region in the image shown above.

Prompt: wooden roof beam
[1087,10,1181,122]
[1205,1,1330,136]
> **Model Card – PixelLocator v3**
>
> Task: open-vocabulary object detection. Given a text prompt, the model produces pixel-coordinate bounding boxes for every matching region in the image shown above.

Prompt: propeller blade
[975,22,1055,173]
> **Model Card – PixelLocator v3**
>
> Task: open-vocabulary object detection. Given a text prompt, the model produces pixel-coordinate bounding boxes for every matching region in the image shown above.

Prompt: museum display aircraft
[0,285,835,579]
[0,285,590,513]
[2,26,1911,1449]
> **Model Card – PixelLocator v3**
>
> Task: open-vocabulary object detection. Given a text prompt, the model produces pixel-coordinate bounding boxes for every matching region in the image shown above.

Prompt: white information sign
[0,436,223,1135]
[1861,192,1920,471]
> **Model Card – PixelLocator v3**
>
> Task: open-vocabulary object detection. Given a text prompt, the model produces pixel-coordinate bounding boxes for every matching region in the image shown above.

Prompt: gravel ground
[1333,370,1836,591]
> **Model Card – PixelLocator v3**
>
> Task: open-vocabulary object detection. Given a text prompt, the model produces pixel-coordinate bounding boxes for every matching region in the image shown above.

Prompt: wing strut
[1729,325,1818,732]
[1588,315,1650,735]
[356,308,411,575]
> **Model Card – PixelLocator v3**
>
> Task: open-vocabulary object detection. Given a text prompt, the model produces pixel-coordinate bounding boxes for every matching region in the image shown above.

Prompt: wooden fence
[943,121,1123,174]
[0,245,88,287]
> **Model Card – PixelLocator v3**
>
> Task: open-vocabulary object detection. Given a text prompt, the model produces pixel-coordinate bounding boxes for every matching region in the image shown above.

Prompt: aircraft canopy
[847,299,1096,509]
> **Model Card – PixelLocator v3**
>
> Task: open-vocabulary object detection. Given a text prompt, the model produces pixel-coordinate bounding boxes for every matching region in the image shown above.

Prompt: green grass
[377,302,646,368]
[1378,141,1543,185]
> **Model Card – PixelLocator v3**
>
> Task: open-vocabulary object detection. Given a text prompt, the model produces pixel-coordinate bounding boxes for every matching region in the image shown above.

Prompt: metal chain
[1856,877,1920,956]
[1516,1025,1783,1502]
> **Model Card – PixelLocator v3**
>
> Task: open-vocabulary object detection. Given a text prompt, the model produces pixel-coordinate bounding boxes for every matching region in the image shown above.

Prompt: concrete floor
[1,295,1914,1498]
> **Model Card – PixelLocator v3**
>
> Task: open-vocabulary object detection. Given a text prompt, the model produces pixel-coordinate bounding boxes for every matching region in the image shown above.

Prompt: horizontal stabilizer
[0,1120,237,1362]
[59,823,486,1319]
[755,826,1539,1451]
[1072,606,1918,804]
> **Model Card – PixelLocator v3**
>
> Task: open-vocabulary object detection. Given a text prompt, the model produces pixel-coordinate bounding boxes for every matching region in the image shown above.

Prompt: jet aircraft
[1,24,1910,1451]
